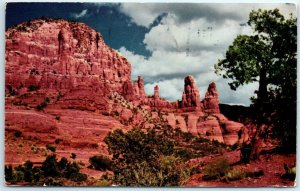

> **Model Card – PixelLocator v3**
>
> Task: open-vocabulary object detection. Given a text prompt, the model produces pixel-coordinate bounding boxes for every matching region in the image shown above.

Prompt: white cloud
[119,3,296,28]
[71,9,88,19]
[117,4,295,106]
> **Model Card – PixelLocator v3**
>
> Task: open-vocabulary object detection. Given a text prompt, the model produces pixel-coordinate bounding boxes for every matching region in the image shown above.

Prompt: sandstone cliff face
[6,18,133,105]
[5,18,249,147]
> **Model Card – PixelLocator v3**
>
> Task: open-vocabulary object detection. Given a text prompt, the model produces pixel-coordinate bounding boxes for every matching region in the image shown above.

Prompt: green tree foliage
[215,9,296,152]
[105,128,174,163]
[5,154,87,185]
[46,144,56,152]
[70,153,77,160]
[104,127,190,186]
[89,155,112,171]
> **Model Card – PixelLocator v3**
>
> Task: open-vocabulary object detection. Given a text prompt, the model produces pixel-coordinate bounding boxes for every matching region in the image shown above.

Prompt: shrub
[64,162,79,178]
[42,155,60,177]
[113,111,119,116]
[56,91,62,101]
[36,97,50,111]
[174,148,193,161]
[54,138,62,144]
[282,163,296,180]
[70,172,87,182]
[104,127,194,186]
[203,157,230,180]
[5,165,13,182]
[13,170,25,183]
[95,179,111,186]
[89,155,112,171]
[194,136,209,143]
[5,154,87,185]
[70,153,77,160]
[46,144,56,152]
[113,156,190,186]
[14,130,22,138]
[102,112,110,116]
[225,169,247,181]
[28,85,40,91]
[105,128,174,163]
[58,157,69,169]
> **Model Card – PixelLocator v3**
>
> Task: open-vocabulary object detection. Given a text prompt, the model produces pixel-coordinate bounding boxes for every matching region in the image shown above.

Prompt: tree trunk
[256,66,268,116]
[250,66,268,160]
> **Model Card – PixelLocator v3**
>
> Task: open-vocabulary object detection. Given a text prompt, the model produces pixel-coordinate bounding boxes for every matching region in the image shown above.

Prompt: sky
[5,2,297,106]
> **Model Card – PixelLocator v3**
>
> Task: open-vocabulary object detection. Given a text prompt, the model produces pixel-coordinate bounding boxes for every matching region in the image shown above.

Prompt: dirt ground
[186,152,296,187]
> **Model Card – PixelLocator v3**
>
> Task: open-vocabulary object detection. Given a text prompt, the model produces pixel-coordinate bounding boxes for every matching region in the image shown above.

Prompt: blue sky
[6,2,296,106]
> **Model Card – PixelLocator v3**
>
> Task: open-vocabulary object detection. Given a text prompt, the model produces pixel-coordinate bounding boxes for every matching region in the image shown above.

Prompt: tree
[215,9,296,157]
[104,127,190,186]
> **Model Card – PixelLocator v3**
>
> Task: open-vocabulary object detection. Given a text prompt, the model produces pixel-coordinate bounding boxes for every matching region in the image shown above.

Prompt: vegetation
[70,153,77,160]
[36,97,51,111]
[14,130,22,138]
[89,155,112,171]
[46,144,56,152]
[104,127,192,186]
[281,163,296,181]
[5,154,87,185]
[215,9,297,157]
[203,157,230,180]
[225,169,247,181]
[28,85,40,92]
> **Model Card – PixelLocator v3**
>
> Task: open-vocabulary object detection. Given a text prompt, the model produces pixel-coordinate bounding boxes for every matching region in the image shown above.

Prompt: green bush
[36,97,50,111]
[5,154,87,185]
[114,157,190,186]
[89,155,112,171]
[5,165,13,182]
[281,164,296,181]
[194,136,209,143]
[14,130,22,138]
[42,155,60,177]
[104,127,192,186]
[13,171,25,183]
[28,85,40,91]
[225,169,247,181]
[70,153,77,160]
[46,144,56,152]
[105,128,174,163]
[174,148,193,161]
[203,157,230,180]
[95,179,111,186]
[54,138,62,144]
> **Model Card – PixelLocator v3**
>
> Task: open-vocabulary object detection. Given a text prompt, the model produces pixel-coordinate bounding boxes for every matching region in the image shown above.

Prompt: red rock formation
[179,75,202,111]
[147,85,175,110]
[133,76,147,98]
[5,18,249,148]
[202,82,220,113]
[5,18,133,105]
[154,85,159,98]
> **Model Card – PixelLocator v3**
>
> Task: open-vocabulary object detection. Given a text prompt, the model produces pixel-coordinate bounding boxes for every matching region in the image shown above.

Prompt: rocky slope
[5,18,250,172]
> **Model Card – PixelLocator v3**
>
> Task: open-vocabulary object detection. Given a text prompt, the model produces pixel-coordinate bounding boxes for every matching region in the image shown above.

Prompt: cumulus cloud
[119,3,296,28]
[71,9,88,19]
[117,3,295,105]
